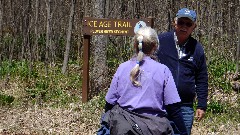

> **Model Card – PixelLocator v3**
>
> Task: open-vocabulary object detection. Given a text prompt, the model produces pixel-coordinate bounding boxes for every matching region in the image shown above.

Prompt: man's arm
[195,49,208,120]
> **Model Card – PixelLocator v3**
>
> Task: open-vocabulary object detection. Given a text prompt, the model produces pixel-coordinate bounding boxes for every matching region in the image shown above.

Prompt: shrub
[0,93,15,106]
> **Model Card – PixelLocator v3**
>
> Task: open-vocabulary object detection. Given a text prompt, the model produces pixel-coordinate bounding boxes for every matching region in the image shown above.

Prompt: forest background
[0,0,239,134]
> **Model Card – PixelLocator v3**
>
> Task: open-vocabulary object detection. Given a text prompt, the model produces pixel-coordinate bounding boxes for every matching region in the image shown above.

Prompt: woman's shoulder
[146,58,170,73]
[149,58,168,68]
[115,60,134,73]
[118,59,133,68]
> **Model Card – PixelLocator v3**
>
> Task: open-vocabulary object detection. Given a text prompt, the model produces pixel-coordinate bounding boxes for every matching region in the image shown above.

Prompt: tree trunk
[236,6,240,75]
[49,0,57,66]
[220,0,224,52]
[45,0,51,68]
[0,0,3,37]
[62,0,76,74]
[20,1,25,60]
[168,0,174,31]
[34,0,39,61]
[207,0,213,64]
[27,0,33,73]
[92,0,107,94]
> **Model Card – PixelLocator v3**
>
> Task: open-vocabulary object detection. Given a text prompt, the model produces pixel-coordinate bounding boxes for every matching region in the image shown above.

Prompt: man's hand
[195,109,205,121]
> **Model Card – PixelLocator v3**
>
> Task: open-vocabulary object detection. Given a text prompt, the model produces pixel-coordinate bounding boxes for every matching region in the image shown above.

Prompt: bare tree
[0,0,3,37]
[33,0,40,61]
[62,0,76,74]
[207,0,214,64]
[45,0,58,66]
[75,0,84,61]
[236,6,240,75]
[45,0,50,66]
[91,0,108,93]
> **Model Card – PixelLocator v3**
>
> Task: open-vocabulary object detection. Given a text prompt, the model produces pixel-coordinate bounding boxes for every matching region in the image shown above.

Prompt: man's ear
[193,23,197,29]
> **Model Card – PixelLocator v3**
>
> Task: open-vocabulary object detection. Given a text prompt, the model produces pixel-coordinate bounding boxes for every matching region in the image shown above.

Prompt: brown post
[82,35,90,103]
[148,17,154,28]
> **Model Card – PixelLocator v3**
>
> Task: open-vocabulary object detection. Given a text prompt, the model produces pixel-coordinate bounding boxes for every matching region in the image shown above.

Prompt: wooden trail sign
[82,17,154,103]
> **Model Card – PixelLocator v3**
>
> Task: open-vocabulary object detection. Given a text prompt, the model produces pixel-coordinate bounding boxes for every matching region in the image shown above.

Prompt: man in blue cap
[157,8,208,135]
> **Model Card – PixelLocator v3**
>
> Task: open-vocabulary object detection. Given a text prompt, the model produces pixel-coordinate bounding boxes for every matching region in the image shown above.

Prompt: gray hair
[130,26,159,87]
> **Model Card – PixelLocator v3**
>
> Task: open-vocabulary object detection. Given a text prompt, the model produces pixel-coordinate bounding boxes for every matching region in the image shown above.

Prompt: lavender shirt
[106,56,181,116]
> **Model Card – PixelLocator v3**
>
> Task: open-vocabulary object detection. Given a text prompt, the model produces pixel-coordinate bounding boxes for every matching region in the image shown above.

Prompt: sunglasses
[177,20,193,27]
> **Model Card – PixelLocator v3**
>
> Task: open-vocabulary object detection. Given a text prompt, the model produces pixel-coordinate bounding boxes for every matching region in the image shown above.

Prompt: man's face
[174,17,196,42]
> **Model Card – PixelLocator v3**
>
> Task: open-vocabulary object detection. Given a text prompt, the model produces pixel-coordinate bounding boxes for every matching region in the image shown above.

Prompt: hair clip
[137,35,143,51]
[134,21,147,34]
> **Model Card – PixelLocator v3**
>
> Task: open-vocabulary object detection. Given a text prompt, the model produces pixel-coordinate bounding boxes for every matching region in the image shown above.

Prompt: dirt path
[0,105,100,135]
[0,105,239,135]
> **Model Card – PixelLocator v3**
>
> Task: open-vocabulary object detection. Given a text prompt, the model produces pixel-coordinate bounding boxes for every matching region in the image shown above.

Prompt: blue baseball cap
[176,8,196,22]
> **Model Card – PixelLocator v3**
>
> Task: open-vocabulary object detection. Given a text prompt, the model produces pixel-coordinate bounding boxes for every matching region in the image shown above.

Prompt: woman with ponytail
[98,26,187,135]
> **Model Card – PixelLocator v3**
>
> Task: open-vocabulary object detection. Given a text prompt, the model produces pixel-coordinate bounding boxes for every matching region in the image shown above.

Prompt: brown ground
[0,101,239,135]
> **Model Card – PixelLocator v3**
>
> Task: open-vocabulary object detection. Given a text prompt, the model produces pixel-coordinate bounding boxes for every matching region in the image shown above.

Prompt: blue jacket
[157,31,208,111]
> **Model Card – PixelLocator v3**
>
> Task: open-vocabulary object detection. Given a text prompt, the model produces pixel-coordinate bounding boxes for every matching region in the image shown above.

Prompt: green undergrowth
[0,60,83,108]
[0,93,15,106]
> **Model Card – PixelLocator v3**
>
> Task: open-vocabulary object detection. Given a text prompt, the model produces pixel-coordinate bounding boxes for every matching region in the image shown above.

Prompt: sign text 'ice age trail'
[83,17,153,36]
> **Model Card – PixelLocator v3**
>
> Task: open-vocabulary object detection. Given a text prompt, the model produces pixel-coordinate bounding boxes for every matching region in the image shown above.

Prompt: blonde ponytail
[130,26,159,87]
[130,35,144,86]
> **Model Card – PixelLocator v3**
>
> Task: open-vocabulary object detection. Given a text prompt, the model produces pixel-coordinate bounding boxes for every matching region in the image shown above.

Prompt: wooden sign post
[82,17,154,103]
